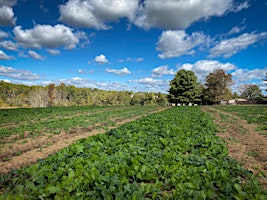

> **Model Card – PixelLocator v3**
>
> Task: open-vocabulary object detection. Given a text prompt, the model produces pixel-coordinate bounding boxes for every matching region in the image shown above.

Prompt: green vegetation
[168,69,200,105]
[213,105,267,126]
[0,81,167,108]
[202,69,233,104]
[0,106,162,141]
[1,107,266,199]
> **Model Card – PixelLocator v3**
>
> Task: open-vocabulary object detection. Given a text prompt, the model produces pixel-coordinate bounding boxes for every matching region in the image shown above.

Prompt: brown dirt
[202,106,267,189]
[0,107,169,175]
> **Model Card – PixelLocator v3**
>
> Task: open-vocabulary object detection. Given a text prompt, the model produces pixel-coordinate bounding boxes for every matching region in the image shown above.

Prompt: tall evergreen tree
[168,69,200,105]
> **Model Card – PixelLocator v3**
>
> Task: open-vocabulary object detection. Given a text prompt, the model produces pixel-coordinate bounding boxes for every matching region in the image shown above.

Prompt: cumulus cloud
[134,0,233,30]
[0,4,16,26]
[0,65,39,80]
[129,77,169,92]
[179,60,237,82]
[0,50,13,60]
[28,50,45,60]
[231,68,267,93]
[151,65,175,77]
[157,30,209,59]
[131,77,167,86]
[58,0,248,30]
[210,32,267,58]
[59,0,139,30]
[0,40,18,51]
[0,29,8,39]
[94,54,109,64]
[13,24,84,49]
[232,68,267,83]
[106,67,131,75]
[47,49,61,55]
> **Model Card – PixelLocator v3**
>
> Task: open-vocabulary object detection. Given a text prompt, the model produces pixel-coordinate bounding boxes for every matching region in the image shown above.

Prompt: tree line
[1,71,265,108]
[0,81,167,107]
[168,69,266,105]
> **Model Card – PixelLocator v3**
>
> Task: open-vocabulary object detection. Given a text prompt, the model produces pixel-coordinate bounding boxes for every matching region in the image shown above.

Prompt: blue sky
[0,0,267,94]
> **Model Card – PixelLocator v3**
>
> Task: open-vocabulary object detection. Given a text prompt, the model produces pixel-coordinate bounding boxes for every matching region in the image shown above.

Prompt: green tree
[240,84,263,100]
[168,69,200,105]
[203,69,232,104]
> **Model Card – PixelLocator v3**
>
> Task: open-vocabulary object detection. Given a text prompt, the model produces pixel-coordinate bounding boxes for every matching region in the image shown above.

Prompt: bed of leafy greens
[1,107,266,199]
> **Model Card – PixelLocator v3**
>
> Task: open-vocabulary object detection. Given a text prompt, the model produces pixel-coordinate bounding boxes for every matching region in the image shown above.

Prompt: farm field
[0,106,167,174]
[1,107,266,199]
[202,105,267,190]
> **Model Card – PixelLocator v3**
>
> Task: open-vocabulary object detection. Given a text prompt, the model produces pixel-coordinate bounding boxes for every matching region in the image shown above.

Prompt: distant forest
[0,81,167,107]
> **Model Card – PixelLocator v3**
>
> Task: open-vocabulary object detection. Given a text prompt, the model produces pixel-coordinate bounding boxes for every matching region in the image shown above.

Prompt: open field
[1,106,266,199]
[0,106,168,174]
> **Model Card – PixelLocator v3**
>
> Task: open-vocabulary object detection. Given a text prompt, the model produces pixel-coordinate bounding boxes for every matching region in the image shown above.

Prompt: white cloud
[118,57,144,62]
[134,0,233,30]
[228,25,246,35]
[0,65,39,80]
[13,24,84,49]
[231,68,267,93]
[151,65,175,77]
[59,0,139,30]
[58,0,248,31]
[0,5,16,26]
[131,77,167,86]
[157,30,209,59]
[179,60,237,82]
[210,32,267,58]
[0,30,8,39]
[94,54,109,64]
[28,50,45,60]
[0,40,18,51]
[231,1,250,12]
[0,50,13,60]
[106,67,131,75]
[232,68,267,83]
[130,77,169,92]
[47,49,61,55]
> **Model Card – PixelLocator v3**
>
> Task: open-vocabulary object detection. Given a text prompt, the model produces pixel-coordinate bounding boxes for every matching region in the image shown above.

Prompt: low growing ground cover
[1,107,266,199]
[213,105,267,132]
[0,106,162,140]
[0,106,166,174]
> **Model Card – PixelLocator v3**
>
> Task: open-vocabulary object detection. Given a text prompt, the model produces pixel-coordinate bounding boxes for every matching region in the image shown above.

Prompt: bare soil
[202,106,267,189]
[0,107,169,175]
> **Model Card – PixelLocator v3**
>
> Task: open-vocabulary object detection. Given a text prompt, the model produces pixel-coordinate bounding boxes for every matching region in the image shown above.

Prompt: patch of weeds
[219,113,231,122]
[2,157,11,161]
[52,129,61,135]
[255,126,267,131]
[21,140,27,144]
[14,151,22,156]
[247,150,260,158]
[239,128,248,135]
[259,131,267,136]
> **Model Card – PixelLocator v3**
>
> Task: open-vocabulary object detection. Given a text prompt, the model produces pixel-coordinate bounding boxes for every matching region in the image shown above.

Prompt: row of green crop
[0,106,161,140]
[213,105,267,130]
[1,107,266,199]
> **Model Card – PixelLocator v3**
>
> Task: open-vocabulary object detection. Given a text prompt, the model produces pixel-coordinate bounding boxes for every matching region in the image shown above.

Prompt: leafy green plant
[1,107,266,199]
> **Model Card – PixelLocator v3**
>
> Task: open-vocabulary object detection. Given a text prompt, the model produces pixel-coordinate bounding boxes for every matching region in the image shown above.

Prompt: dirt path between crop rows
[0,107,169,175]
[202,106,267,189]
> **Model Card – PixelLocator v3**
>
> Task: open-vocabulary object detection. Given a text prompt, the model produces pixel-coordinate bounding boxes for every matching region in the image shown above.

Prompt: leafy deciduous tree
[240,84,263,100]
[203,69,232,104]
